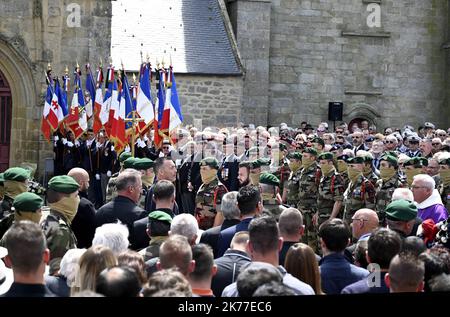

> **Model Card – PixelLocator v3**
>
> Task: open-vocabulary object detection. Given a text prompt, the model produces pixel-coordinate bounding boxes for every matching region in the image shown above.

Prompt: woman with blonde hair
[71,245,117,295]
[284,243,324,295]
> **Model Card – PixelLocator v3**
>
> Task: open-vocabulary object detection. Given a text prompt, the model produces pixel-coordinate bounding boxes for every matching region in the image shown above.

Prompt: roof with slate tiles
[111,0,242,75]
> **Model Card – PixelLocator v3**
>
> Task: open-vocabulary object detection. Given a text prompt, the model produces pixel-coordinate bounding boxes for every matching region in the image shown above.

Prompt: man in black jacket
[96,169,147,234]
[211,231,251,297]
[132,180,176,250]
[68,168,96,248]
[2,221,55,297]
[218,137,240,191]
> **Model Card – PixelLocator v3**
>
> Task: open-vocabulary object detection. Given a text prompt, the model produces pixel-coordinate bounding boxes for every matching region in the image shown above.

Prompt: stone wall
[226,0,271,125]
[175,75,243,128]
[0,0,111,179]
[268,0,449,129]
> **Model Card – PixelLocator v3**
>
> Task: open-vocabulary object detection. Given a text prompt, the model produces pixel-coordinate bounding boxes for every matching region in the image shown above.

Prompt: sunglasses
[384,140,395,144]
[432,143,441,146]
[437,134,447,137]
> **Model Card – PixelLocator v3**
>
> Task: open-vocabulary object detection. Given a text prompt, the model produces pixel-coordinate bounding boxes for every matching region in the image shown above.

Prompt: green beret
[361,155,373,163]
[381,155,398,167]
[48,175,79,194]
[259,172,280,187]
[317,152,334,161]
[200,157,219,169]
[384,151,398,158]
[119,151,132,163]
[13,192,43,212]
[4,167,30,182]
[404,157,428,167]
[123,157,137,169]
[148,211,173,224]
[133,158,154,170]
[287,152,302,160]
[239,161,252,168]
[347,156,365,164]
[312,137,325,147]
[303,147,318,156]
[0,173,4,186]
[279,143,288,151]
[385,199,417,221]
[439,157,450,166]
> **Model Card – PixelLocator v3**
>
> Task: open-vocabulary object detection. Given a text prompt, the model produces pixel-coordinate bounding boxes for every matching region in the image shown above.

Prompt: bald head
[351,209,379,239]
[68,168,90,192]
[278,208,304,241]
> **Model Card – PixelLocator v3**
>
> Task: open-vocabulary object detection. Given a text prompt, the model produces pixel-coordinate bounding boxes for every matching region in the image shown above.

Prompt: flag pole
[122,62,144,157]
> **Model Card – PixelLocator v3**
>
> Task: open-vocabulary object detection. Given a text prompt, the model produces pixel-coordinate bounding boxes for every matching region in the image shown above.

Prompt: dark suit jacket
[217,217,253,258]
[131,208,175,251]
[200,219,241,258]
[144,185,180,215]
[341,271,389,294]
[95,196,147,235]
[2,283,56,297]
[71,195,97,248]
[217,155,240,191]
[319,253,369,294]
[211,249,251,297]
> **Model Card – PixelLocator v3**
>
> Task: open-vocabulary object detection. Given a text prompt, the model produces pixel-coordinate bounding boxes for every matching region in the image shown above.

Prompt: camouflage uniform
[364,171,379,188]
[105,172,119,203]
[138,184,150,209]
[41,210,77,275]
[375,174,405,225]
[439,184,450,212]
[0,195,14,218]
[139,236,167,262]
[297,163,319,251]
[273,158,291,194]
[286,169,301,207]
[340,172,350,190]
[317,172,345,227]
[195,178,228,230]
[261,194,285,221]
[343,175,376,224]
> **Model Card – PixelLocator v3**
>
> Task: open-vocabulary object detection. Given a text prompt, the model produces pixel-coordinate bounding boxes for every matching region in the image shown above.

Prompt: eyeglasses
[411,185,427,190]
[351,218,367,223]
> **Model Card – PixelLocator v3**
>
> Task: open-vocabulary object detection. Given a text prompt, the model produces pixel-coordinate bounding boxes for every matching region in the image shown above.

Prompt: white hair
[59,248,86,287]
[92,223,129,256]
[221,191,240,220]
[392,188,414,202]
[413,174,435,190]
[170,214,199,242]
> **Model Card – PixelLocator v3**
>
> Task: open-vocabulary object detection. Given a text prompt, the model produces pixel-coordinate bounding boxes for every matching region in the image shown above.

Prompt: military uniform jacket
[218,154,240,192]
[297,163,320,211]
[0,195,14,219]
[375,175,404,214]
[41,210,77,273]
[343,175,376,217]
[273,158,291,193]
[317,171,345,215]
[195,179,228,230]
[439,183,450,212]
[105,172,119,203]
[286,169,301,206]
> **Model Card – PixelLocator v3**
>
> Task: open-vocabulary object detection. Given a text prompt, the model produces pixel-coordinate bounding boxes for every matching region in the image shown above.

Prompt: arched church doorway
[348,118,372,133]
[0,69,11,172]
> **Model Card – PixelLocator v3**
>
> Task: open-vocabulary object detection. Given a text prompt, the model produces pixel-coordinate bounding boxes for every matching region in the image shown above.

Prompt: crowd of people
[0,118,450,297]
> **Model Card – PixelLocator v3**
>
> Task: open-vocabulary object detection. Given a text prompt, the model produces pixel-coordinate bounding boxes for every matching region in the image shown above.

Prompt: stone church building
[0,0,449,177]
